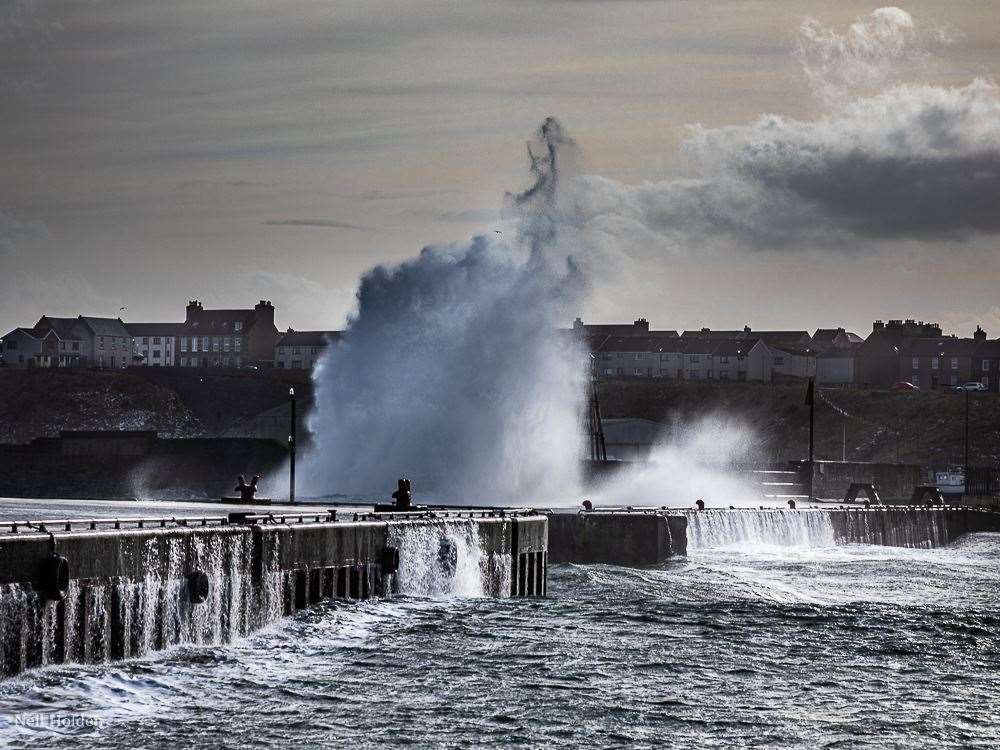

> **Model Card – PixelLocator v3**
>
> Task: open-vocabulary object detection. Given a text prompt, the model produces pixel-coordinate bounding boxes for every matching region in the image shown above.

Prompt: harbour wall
[549,507,1000,565]
[0,511,547,679]
[546,512,687,565]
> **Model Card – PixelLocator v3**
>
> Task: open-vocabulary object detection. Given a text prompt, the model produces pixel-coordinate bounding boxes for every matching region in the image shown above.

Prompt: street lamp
[288,386,296,502]
[964,386,970,498]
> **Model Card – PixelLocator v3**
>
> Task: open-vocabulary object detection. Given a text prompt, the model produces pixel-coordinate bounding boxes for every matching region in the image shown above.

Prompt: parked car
[890,381,920,392]
[959,382,987,391]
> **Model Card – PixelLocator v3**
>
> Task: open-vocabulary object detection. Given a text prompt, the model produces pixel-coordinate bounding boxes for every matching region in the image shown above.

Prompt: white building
[275,330,341,370]
[126,323,181,366]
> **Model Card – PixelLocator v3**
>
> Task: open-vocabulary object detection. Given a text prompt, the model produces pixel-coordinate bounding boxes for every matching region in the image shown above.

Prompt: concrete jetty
[547,506,1000,565]
[0,508,547,679]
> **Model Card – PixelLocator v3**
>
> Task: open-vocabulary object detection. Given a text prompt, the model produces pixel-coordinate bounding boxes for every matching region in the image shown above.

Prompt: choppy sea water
[2,533,1000,748]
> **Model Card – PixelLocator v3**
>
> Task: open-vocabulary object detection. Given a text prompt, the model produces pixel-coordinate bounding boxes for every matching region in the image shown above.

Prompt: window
[191,338,199,352]
[719,356,729,364]
[688,355,700,363]
[181,337,188,352]
[951,357,958,370]
[688,369,698,379]
[604,368,614,376]
[201,337,209,351]
[142,337,148,345]
[224,337,231,352]
[212,337,220,352]
[982,376,989,388]
[152,350,161,358]
[984,359,991,371]
[720,370,729,380]
[912,375,919,387]
[660,353,669,361]
[234,322,243,332]
[180,357,188,367]
[950,375,958,386]
[707,370,714,379]
[6,340,15,350]
[659,368,669,376]
[932,357,939,370]
[602,353,611,361]
[72,342,79,351]
[912,357,919,370]
[292,360,303,369]
[153,337,161,344]
[223,356,231,367]
[774,356,785,366]
[634,368,643,376]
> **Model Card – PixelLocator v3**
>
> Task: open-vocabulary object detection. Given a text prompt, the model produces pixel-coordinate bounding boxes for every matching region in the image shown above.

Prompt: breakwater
[547,507,1000,565]
[0,510,547,678]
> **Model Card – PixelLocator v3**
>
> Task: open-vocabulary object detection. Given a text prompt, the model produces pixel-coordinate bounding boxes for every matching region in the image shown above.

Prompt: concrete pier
[547,506,1000,566]
[547,511,687,565]
[0,509,547,679]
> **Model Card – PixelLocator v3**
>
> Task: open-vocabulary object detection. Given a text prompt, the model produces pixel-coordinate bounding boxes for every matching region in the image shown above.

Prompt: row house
[593,336,800,383]
[973,339,1000,392]
[275,330,341,370]
[124,300,282,368]
[901,336,980,391]
[2,316,130,368]
[177,300,280,368]
[127,323,180,366]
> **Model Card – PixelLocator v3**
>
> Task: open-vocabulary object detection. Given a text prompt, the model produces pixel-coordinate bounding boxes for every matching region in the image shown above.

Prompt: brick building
[274,330,341,370]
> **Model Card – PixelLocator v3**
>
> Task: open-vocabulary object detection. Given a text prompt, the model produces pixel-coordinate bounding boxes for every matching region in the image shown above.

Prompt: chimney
[633,318,649,333]
[186,300,203,323]
[743,325,751,333]
[573,317,584,331]
[254,300,275,327]
[873,320,885,333]
[975,325,987,341]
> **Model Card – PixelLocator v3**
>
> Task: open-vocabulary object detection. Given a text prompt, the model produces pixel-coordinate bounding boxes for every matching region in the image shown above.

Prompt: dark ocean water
[2,533,1000,748]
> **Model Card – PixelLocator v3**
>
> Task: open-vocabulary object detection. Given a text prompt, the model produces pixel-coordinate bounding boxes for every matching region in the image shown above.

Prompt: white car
[960,382,987,391]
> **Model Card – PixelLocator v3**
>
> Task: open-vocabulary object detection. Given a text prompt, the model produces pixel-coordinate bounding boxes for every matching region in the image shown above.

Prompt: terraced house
[1,316,130,368]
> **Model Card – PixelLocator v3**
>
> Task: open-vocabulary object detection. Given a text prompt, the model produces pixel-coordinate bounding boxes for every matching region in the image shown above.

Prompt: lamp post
[964,386,970,498]
[288,386,296,503]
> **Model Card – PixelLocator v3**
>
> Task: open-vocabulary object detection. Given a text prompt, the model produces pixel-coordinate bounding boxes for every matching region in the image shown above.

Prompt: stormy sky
[2,1,999,338]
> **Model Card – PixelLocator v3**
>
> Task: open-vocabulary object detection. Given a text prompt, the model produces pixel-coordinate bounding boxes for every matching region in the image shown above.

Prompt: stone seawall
[0,511,548,679]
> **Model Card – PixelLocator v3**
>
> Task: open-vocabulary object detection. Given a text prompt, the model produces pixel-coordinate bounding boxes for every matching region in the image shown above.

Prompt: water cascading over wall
[0,513,548,679]
[388,519,511,598]
[683,508,1000,550]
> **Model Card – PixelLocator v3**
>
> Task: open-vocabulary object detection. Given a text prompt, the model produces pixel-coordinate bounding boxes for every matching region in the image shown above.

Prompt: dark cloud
[569,79,1000,251]
[262,218,369,230]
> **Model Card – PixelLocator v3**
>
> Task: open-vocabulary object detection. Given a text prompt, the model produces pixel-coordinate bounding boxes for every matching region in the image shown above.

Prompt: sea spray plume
[594,417,763,509]
[297,119,587,502]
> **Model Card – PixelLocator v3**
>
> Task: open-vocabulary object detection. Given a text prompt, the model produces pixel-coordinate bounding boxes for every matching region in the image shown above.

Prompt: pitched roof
[597,336,678,354]
[3,327,42,340]
[681,329,746,339]
[711,340,756,357]
[975,339,1000,358]
[36,316,87,340]
[80,317,129,338]
[277,330,341,347]
[125,322,185,337]
[906,337,979,357]
[184,309,258,333]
